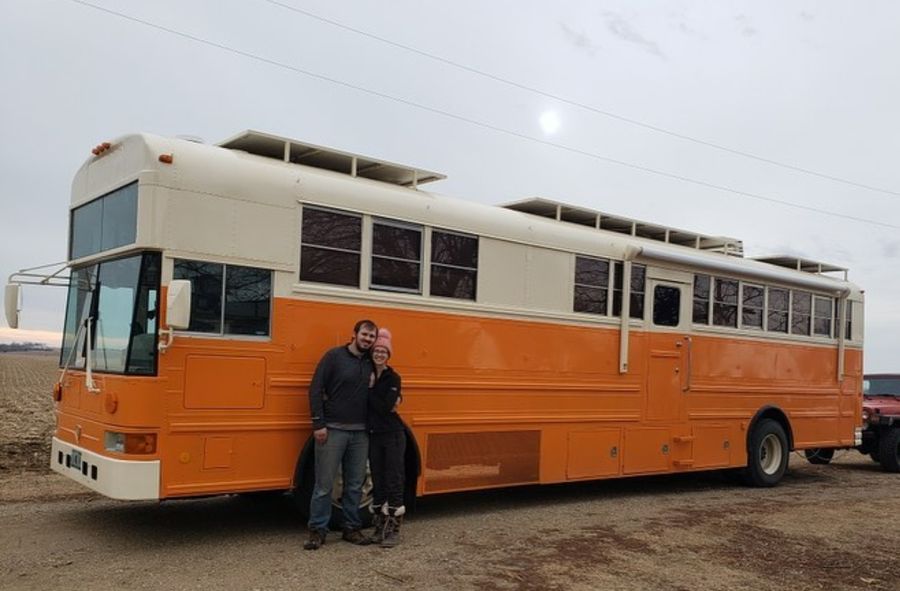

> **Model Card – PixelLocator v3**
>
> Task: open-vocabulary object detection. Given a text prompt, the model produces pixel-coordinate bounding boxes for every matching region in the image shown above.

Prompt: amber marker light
[52,383,62,401]
[159,153,174,164]
[91,142,113,156]
[104,432,158,455]
[104,392,118,414]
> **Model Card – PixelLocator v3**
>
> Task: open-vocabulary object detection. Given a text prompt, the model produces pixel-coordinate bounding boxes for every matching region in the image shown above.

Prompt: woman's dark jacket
[368,366,405,433]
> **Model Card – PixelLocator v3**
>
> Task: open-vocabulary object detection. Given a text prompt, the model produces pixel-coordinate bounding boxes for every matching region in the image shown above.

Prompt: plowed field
[0,352,57,473]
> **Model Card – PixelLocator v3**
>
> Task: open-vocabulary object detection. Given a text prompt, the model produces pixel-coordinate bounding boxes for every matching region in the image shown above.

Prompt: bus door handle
[681,336,692,392]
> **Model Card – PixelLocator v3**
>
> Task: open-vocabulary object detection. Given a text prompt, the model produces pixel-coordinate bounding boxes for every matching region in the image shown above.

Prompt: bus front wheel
[743,419,789,487]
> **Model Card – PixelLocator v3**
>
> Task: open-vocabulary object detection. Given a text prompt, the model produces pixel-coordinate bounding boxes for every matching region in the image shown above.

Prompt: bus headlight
[104,431,157,455]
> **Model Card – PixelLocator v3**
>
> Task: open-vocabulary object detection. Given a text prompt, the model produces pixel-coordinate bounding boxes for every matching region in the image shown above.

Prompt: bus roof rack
[218,130,446,189]
[501,197,745,257]
[751,256,849,280]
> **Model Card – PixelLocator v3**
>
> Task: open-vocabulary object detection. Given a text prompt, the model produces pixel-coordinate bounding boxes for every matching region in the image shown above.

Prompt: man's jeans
[308,428,369,533]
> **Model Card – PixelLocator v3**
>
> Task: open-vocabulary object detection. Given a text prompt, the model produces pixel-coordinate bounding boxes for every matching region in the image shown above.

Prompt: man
[304,319,377,550]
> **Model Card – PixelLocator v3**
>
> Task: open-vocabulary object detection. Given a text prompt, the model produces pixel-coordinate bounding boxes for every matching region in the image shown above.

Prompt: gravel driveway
[1,452,897,591]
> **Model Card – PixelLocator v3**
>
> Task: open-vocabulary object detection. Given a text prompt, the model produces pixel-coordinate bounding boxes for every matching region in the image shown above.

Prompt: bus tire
[402,428,421,514]
[878,428,900,473]
[743,419,789,487]
[804,448,834,465]
[291,439,315,522]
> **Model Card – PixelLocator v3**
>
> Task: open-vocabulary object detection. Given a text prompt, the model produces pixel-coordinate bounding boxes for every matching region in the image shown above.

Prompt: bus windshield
[60,252,161,375]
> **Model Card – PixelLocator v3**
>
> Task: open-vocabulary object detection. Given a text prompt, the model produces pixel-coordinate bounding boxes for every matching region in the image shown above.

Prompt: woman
[367,328,406,547]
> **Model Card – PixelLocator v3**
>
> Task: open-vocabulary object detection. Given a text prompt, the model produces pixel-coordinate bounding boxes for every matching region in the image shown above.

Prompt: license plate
[71,450,82,471]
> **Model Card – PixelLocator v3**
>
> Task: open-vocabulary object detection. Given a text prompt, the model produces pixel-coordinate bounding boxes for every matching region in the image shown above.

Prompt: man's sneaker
[303,529,326,550]
[341,528,371,545]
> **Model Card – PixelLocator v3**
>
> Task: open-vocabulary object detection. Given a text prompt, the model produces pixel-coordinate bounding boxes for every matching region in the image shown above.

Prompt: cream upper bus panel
[70,134,159,208]
[476,240,571,312]
[524,247,571,312]
[478,239,527,308]
[161,143,299,268]
[151,186,297,269]
[296,170,629,263]
[81,134,297,268]
[143,133,303,209]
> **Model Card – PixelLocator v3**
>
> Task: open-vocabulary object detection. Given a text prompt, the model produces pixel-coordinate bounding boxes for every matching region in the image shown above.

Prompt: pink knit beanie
[373,328,393,357]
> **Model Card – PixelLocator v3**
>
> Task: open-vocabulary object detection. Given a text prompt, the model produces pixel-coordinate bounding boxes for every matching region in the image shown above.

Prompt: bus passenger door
[646,279,690,423]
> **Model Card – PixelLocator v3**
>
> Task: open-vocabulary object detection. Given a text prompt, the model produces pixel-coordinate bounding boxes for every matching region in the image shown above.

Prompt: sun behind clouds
[539,110,561,134]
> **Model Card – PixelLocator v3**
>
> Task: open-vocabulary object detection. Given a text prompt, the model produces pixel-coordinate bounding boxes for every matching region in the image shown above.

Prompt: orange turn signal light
[105,431,158,455]
[52,383,63,402]
[125,433,157,454]
[158,153,173,164]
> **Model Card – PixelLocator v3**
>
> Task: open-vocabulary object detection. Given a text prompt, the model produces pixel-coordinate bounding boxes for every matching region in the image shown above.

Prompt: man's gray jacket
[308,345,372,431]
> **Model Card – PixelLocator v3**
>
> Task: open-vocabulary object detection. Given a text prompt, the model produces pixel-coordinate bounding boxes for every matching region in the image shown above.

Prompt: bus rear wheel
[743,419,789,487]
[804,448,834,465]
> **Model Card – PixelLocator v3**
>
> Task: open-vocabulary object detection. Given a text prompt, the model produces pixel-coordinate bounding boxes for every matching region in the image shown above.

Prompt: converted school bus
[13,130,862,512]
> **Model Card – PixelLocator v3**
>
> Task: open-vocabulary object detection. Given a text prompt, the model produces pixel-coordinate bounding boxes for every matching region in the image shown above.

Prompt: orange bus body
[53,297,861,499]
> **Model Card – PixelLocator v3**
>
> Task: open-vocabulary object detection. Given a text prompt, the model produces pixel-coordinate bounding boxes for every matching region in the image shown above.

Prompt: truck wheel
[804,448,834,465]
[878,428,900,473]
[743,419,789,487]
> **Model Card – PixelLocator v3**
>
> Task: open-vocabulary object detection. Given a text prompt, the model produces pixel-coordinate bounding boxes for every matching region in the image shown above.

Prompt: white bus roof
[218,130,446,189]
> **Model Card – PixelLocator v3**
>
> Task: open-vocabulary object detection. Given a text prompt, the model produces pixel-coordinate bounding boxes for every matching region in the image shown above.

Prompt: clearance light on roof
[91,142,112,156]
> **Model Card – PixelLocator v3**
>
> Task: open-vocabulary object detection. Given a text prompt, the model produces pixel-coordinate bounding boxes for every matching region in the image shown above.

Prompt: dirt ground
[1,352,899,591]
[0,352,57,474]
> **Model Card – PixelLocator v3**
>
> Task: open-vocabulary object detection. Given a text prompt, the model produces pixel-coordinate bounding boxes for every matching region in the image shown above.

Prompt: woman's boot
[368,504,385,544]
[380,505,405,548]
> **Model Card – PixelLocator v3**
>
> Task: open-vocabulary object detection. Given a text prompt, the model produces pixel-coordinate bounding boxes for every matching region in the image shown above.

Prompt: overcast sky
[1,1,898,371]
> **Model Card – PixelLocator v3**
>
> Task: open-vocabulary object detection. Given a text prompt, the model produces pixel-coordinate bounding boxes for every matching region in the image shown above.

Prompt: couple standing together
[304,320,406,550]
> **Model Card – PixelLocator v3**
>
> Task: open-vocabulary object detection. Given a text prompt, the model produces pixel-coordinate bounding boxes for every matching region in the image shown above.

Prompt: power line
[65,0,900,231]
[263,0,900,200]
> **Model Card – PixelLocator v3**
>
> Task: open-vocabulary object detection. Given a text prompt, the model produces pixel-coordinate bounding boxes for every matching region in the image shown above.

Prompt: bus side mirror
[166,280,192,330]
[4,284,20,329]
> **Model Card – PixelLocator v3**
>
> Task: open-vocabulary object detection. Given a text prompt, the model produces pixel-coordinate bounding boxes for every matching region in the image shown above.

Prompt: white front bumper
[50,437,160,500]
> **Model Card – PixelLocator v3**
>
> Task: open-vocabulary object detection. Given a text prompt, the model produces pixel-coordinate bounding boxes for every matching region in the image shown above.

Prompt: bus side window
[653,285,680,327]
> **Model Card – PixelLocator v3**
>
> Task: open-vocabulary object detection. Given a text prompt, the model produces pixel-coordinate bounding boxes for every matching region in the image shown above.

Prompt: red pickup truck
[857,374,900,472]
[804,374,900,472]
